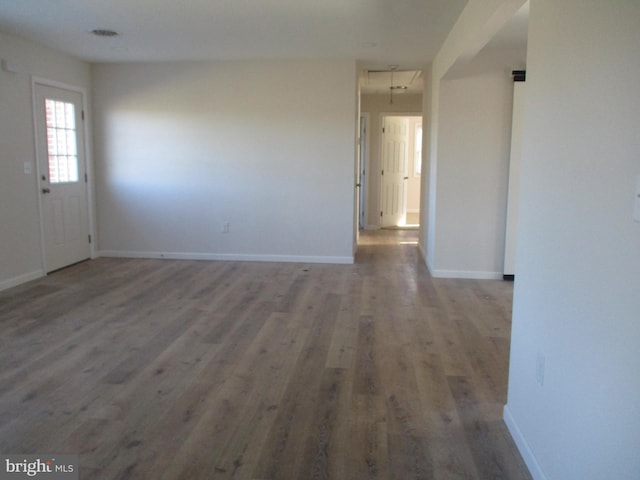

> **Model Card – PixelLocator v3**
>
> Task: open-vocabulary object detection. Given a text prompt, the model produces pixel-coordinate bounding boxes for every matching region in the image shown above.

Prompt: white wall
[503,80,525,276]
[92,60,357,263]
[0,31,91,290]
[420,66,437,266]
[432,71,513,278]
[422,0,526,274]
[504,2,640,479]
[360,94,422,229]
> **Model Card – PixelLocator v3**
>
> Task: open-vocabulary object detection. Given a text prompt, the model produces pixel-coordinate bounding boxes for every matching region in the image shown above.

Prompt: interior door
[34,83,90,273]
[380,116,409,227]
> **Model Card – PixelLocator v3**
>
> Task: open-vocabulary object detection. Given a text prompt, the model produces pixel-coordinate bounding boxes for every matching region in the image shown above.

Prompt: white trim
[31,77,96,272]
[359,112,370,231]
[430,269,503,280]
[98,250,354,265]
[503,405,547,480]
[32,76,84,93]
[0,270,44,292]
[31,78,47,273]
[365,224,381,231]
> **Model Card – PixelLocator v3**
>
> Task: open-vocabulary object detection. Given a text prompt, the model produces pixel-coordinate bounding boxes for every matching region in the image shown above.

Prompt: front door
[380,116,409,227]
[34,83,90,272]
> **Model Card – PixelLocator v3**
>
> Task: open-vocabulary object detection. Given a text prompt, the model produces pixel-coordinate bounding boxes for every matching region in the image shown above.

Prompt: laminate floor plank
[0,229,531,479]
[447,376,531,480]
[252,293,342,480]
[412,352,479,480]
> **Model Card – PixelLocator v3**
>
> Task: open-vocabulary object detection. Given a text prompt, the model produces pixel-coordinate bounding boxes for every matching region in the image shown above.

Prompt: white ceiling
[361,69,423,95]
[444,1,529,79]
[484,1,529,50]
[0,0,467,67]
[360,2,529,93]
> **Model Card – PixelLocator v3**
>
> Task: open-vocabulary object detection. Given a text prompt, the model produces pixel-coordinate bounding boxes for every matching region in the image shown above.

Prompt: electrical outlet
[536,352,546,386]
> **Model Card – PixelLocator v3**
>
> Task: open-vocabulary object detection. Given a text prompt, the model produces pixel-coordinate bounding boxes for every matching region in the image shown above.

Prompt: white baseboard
[0,269,44,292]
[503,405,547,480]
[98,250,354,265]
[365,224,380,231]
[430,269,503,280]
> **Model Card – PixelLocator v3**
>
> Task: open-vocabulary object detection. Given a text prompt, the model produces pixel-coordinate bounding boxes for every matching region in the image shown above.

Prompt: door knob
[42,188,51,194]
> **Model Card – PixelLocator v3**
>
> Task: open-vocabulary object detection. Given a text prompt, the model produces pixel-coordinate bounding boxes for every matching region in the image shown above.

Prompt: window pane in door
[45,99,79,183]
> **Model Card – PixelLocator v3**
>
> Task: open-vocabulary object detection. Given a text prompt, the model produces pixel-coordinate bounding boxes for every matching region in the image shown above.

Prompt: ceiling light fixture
[389,65,398,104]
[91,29,119,37]
[389,84,410,104]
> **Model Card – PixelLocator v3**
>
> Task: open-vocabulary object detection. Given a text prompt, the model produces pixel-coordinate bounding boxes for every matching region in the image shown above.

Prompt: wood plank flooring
[0,229,531,479]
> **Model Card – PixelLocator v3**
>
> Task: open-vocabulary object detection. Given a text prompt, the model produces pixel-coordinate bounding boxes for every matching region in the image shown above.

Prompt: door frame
[32,77,96,272]
[358,113,370,231]
[378,113,421,228]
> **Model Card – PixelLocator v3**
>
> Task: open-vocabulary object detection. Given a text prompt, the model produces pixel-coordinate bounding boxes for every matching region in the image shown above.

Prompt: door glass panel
[45,99,79,183]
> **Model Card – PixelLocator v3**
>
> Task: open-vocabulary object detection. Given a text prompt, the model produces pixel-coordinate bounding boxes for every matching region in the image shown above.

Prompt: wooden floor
[0,229,531,480]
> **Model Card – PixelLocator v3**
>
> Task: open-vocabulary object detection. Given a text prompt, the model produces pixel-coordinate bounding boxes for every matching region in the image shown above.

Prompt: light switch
[634,176,640,223]
[23,161,32,175]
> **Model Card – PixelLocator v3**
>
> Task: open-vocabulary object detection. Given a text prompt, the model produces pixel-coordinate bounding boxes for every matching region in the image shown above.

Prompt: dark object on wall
[512,70,526,82]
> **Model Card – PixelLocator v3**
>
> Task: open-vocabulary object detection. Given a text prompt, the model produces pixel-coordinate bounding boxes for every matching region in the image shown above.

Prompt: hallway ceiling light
[364,69,421,97]
[389,65,399,104]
